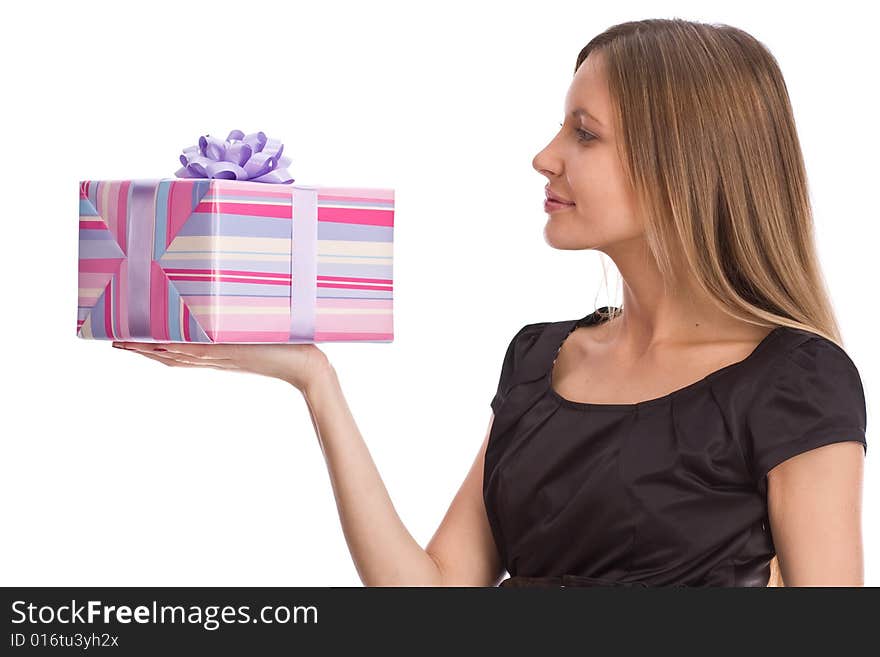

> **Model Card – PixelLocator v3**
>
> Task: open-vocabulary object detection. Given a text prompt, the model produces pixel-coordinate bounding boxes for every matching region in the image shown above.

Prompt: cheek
[574,160,639,230]
[543,159,643,247]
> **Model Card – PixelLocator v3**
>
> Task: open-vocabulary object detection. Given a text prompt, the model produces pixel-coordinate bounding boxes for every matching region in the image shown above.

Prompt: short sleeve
[745,336,867,497]
[490,322,550,415]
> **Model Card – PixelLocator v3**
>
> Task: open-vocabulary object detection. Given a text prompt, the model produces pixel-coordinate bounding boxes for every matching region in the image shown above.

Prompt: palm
[111,340,329,391]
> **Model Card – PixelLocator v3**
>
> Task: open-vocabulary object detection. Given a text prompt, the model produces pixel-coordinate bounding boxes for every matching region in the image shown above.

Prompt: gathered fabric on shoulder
[744,334,867,498]
[490,321,552,416]
[483,307,868,587]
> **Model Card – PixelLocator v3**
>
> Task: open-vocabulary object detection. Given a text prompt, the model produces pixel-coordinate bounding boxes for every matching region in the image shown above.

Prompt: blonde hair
[579,18,850,587]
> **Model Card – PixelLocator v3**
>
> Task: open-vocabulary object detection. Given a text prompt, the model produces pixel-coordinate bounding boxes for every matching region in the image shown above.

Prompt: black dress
[484,306,867,587]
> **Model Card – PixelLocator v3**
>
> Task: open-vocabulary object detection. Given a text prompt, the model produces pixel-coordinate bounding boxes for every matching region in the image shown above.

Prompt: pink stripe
[164,269,391,285]
[98,182,113,242]
[166,273,391,290]
[183,300,191,341]
[116,181,130,253]
[150,261,168,340]
[79,258,124,273]
[167,274,289,285]
[99,182,113,240]
[320,282,393,291]
[103,278,114,337]
[318,207,393,226]
[168,180,198,247]
[193,201,291,218]
[118,260,128,339]
[79,220,107,229]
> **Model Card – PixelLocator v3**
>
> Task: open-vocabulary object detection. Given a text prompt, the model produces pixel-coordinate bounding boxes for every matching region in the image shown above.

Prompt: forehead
[565,53,610,122]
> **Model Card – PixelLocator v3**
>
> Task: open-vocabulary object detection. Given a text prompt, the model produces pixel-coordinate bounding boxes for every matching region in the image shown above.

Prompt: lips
[545,186,574,204]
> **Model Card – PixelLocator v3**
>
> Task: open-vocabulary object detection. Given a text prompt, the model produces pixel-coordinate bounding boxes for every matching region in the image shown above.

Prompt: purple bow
[175,130,294,183]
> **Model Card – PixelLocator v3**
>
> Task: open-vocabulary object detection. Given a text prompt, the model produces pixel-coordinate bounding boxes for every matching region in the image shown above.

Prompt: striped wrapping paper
[77,179,394,343]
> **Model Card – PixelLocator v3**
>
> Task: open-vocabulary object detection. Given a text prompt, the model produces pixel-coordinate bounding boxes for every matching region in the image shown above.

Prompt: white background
[0,0,876,586]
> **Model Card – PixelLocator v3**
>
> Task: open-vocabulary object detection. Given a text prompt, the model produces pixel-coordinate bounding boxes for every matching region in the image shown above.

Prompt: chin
[542,219,600,250]
[543,229,604,251]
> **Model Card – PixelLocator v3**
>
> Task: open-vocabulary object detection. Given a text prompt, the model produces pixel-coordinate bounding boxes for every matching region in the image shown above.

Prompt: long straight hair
[578,18,849,587]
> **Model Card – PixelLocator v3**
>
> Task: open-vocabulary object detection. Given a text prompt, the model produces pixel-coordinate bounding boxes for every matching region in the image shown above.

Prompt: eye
[558,122,595,144]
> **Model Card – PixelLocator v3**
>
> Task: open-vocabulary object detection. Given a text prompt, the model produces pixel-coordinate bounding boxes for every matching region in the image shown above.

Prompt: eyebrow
[570,108,603,126]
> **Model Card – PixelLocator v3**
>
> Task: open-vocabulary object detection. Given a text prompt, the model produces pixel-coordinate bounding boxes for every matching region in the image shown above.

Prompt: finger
[132,351,242,371]
[115,342,234,360]
[132,351,179,367]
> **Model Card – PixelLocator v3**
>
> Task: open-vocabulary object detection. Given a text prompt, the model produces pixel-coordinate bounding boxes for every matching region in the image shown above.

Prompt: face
[532,51,643,251]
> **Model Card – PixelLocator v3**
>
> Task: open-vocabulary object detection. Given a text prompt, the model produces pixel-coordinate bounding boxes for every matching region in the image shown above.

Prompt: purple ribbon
[289,186,318,341]
[128,181,158,338]
[175,130,295,184]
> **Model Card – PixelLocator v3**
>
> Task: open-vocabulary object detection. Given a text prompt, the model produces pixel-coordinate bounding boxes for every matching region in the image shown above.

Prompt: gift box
[77,178,394,343]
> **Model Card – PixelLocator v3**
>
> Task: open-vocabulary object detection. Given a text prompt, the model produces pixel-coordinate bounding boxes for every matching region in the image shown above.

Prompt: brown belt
[499,574,653,588]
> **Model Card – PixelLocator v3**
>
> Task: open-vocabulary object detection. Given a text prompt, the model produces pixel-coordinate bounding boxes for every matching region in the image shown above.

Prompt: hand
[111,340,332,393]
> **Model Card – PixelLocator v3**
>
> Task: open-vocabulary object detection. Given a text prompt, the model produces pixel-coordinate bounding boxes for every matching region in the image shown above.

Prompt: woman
[114,18,867,587]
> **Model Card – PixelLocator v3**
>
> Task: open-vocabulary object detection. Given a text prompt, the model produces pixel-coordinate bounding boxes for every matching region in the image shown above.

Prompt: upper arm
[768,440,865,586]
[424,413,505,587]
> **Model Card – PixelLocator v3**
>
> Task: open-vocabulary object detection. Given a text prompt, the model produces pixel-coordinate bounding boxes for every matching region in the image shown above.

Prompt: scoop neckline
[545,307,783,412]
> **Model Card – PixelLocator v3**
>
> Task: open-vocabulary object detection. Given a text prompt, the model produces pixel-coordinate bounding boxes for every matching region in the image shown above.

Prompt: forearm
[299,366,444,587]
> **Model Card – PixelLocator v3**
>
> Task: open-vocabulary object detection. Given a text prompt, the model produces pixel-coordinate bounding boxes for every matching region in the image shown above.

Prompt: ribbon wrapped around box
[77,178,394,343]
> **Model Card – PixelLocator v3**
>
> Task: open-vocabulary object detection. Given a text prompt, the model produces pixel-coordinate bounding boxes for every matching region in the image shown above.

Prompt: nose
[534,162,557,185]
[533,138,560,179]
